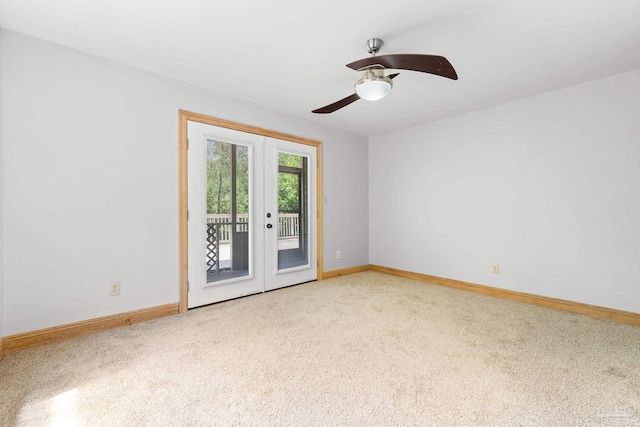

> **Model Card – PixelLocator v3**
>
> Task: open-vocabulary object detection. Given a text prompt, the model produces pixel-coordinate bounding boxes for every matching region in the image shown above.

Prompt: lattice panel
[206,223,217,271]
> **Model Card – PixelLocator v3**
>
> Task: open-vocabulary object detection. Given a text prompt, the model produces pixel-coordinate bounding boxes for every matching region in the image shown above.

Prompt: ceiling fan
[312,38,458,114]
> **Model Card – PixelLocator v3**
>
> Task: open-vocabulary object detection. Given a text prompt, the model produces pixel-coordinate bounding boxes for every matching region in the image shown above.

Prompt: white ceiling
[2,0,640,137]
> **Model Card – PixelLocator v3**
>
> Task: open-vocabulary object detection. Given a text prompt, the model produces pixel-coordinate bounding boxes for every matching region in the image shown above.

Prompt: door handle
[266,224,273,229]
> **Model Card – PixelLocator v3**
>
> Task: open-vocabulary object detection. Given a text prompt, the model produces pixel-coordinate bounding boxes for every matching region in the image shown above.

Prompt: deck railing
[205,213,301,272]
[206,214,249,242]
[277,214,299,238]
[206,213,299,242]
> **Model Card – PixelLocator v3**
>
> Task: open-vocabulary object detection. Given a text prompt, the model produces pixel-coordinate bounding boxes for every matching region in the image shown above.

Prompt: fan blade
[346,54,458,80]
[312,73,400,114]
[312,93,360,114]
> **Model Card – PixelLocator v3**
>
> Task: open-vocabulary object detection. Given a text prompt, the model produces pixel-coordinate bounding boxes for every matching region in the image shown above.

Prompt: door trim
[178,110,323,313]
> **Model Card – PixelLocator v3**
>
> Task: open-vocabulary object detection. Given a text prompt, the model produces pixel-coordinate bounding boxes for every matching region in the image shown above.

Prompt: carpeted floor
[1,271,639,426]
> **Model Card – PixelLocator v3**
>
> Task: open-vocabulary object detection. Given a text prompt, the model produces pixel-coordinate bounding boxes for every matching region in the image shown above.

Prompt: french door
[186,120,317,309]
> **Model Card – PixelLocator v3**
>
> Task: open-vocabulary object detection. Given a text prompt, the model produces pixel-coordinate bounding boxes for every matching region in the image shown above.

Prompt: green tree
[278,172,300,213]
[278,153,303,213]
[206,147,303,215]
[207,141,249,215]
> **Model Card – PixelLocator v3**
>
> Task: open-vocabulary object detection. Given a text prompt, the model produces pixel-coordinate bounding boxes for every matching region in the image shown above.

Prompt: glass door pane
[187,120,264,309]
[277,152,309,271]
[206,139,250,282]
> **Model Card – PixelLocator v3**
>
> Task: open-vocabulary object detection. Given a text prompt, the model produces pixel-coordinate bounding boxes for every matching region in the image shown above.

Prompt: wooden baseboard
[370,264,640,326]
[4,304,179,353]
[0,337,6,361]
[323,265,371,280]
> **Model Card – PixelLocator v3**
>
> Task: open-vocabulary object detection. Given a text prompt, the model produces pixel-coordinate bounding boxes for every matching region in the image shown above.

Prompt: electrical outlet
[491,264,500,275]
[110,281,121,296]
[336,250,342,259]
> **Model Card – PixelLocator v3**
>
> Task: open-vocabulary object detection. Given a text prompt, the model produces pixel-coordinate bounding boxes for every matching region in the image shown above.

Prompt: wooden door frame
[178,110,323,313]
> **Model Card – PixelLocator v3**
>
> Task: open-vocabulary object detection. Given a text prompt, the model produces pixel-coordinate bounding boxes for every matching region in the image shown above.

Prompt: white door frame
[263,137,317,291]
[178,110,323,313]
[186,122,265,309]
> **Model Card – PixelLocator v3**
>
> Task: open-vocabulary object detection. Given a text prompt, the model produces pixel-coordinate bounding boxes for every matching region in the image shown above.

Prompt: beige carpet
[1,271,639,426]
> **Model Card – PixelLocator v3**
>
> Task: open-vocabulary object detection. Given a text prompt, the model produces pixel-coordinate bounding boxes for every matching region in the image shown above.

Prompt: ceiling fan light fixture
[355,72,393,101]
[312,37,458,114]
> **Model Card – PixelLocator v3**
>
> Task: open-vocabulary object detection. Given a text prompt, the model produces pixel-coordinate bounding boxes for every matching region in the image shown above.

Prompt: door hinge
[187,139,189,150]
[187,281,190,291]
[187,210,189,220]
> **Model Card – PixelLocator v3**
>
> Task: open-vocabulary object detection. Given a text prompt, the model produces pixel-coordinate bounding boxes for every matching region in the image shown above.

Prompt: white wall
[0,28,4,340]
[370,68,640,313]
[2,30,369,335]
